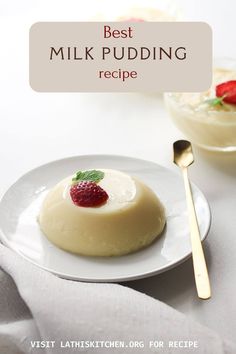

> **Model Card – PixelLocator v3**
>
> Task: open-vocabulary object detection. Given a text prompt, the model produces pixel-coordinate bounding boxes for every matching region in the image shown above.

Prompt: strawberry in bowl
[215,80,236,105]
[164,59,236,152]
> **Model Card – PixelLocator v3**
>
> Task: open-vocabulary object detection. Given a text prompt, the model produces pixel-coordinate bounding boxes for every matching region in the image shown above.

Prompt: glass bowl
[164,58,236,152]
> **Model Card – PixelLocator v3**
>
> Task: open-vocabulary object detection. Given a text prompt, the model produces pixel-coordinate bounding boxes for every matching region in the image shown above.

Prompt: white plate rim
[0,154,212,282]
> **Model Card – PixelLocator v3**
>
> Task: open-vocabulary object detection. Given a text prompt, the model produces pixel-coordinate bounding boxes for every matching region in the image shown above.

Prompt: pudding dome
[39,169,165,256]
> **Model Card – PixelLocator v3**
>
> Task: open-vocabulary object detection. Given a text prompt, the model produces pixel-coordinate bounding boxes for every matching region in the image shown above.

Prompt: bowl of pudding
[165,58,236,152]
[39,168,165,257]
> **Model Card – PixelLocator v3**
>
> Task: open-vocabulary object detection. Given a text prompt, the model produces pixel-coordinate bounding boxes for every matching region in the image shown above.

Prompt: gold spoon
[173,140,211,300]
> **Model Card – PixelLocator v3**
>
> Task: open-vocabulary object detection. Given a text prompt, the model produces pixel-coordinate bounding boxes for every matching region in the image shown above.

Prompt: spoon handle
[182,167,211,300]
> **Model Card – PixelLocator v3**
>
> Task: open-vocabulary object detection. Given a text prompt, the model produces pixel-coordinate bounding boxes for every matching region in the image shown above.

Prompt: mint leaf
[72,170,104,184]
[204,95,226,107]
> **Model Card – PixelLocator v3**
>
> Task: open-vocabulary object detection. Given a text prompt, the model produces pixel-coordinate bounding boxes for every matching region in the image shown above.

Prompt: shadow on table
[194,148,236,178]
[123,239,212,307]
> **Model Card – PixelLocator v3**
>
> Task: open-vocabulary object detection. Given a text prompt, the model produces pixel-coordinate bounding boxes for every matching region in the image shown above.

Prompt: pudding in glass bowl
[39,169,165,257]
[165,59,236,152]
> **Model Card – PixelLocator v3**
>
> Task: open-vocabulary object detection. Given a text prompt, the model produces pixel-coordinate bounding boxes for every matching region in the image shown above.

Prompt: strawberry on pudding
[39,169,165,256]
[70,181,108,207]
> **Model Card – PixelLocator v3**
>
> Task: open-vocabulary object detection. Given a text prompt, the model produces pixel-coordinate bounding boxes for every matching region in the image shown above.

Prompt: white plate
[0,155,211,282]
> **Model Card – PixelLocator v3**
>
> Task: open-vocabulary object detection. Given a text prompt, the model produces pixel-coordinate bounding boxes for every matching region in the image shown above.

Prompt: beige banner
[29,22,212,92]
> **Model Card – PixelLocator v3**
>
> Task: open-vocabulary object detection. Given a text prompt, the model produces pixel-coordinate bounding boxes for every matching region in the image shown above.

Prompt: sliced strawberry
[216,80,236,104]
[70,181,108,207]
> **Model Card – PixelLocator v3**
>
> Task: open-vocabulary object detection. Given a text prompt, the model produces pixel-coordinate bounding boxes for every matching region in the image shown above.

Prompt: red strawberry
[70,181,108,207]
[216,80,236,104]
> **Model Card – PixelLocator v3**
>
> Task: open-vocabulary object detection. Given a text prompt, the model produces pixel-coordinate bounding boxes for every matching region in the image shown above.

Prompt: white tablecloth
[0,0,236,347]
[2,243,236,354]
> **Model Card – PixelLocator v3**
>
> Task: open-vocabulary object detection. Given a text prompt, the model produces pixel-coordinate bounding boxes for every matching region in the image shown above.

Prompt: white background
[0,0,236,343]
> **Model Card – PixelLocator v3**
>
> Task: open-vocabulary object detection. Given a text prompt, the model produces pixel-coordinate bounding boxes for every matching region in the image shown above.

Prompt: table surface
[0,0,236,344]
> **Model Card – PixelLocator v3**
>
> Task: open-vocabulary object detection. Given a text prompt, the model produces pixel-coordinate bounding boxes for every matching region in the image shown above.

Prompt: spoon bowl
[173,140,194,168]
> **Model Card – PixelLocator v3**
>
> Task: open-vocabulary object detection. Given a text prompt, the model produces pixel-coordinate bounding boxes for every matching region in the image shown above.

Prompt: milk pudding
[165,61,236,152]
[39,169,165,256]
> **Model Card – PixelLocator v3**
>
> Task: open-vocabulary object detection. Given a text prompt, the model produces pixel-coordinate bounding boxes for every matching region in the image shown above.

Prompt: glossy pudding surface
[39,169,165,256]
